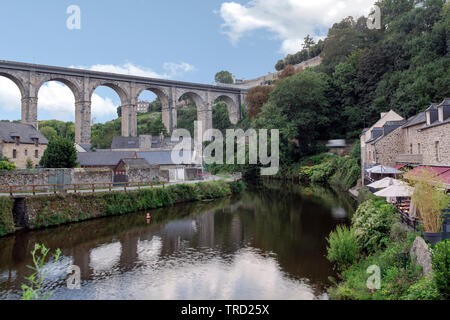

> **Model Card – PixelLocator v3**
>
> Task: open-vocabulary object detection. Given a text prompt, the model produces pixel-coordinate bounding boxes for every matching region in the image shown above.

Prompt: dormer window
[32,137,39,146]
[15,136,20,145]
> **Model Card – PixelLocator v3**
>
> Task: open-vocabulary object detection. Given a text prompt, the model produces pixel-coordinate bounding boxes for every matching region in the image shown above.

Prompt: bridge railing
[0,181,167,196]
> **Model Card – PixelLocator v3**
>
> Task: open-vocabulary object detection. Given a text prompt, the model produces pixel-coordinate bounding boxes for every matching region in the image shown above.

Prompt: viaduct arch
[0,60,248,144]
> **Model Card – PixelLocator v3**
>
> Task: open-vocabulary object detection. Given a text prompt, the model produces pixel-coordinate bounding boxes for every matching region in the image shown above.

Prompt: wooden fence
[0,181,166,196]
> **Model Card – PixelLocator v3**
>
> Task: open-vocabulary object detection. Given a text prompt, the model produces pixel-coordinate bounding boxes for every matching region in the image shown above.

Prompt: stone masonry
[0,60,247,145]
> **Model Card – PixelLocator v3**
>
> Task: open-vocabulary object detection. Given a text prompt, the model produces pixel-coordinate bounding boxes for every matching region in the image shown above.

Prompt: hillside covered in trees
[245,0,449,166]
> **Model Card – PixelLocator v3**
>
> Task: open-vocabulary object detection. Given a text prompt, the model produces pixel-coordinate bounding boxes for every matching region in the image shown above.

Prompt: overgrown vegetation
[0,157,16,171]
[0,197,14,237]
[431,239,450,299]
[327,197,447,300]
[326,225,360,271]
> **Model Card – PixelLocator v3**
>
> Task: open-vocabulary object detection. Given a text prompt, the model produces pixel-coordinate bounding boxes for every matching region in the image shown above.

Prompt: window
[25,149,28,156]
[13,149,17,159]
[435,141,440,161]
[410,144,413,154]
[33,138,39,147]
[15,136,20,146]
[417,143,421,154]
[35,150,39,159]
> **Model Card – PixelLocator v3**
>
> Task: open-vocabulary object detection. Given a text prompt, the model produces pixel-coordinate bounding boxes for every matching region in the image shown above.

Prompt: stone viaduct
[0,60,248,144]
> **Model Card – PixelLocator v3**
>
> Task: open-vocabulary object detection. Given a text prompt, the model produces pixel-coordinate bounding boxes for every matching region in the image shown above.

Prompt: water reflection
[0,182,355,300]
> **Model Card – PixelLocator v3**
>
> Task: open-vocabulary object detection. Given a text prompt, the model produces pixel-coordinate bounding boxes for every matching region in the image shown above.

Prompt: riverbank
[325,194,449,300]
[0,180,245,236]
[270,152,361,192]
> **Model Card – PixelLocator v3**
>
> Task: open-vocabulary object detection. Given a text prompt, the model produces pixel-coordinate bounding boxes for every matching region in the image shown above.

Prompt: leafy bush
[352,199,399,254]
[0,158,16,171]
[431,239,450,299]
[330,157,360,190]
[310,159,338,184]
[326,225,360,270]
[328,237,423,300]
[404,276,442,300]
[297,166,313,182]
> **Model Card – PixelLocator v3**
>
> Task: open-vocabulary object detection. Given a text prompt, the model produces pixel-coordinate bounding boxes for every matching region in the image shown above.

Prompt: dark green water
[0,181,356,300]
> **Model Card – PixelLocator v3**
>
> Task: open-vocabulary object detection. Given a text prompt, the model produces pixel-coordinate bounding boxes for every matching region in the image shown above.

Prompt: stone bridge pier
[0,61,247,145]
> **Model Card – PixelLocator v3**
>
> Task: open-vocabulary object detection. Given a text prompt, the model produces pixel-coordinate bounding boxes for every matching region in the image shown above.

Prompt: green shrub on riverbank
[352,199,399,254]
[279,153,360,191]
[431,240,450,299]
[0,197,14,236]
[326,225,360,271]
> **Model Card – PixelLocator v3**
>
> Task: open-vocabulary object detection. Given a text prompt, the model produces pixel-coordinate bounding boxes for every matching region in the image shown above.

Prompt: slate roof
[402,112,426,128]
[366,120,406,144]
[119,158,151,168]
[0,122,49,144]
[137,150,195,165]
[77,151,135,166]
[438,98,450,107]
[111,136,140,149]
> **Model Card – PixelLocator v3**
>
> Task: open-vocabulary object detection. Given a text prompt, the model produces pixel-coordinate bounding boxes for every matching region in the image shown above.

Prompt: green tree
[213,101,233,133]
[146,114,168,136]
[215,71,234,84]
[303,34,315,50]
[39,137,78,168]
[39,126,57,141]
[254,70,332,163]
[177,105,198,137]
[117,106,122,118]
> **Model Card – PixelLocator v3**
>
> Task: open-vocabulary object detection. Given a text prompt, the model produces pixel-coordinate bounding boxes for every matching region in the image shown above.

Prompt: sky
[0,0,376,124]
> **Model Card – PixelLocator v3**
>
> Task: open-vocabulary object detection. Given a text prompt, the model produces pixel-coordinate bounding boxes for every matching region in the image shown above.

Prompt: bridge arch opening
[89,85,127,149]
[0,74,23,122]
[136,88,169,136]
[214,95,240,126]
[177,92,207,138]
[37,80,77,123]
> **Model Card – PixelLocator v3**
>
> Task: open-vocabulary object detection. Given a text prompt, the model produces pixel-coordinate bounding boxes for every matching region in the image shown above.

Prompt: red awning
[438,170,450,186]
[405,166,450,189]
[407,166,450,177]
[394,164,407,169]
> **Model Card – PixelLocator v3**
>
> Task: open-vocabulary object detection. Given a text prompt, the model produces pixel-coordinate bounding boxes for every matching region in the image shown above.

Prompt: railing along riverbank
[0,181,168,196]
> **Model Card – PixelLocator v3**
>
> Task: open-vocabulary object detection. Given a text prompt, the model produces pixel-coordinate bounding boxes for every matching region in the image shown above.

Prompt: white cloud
[0,61,195,123]
[163,62,196,77]
[72,61,196,79]
[219,0,376,54]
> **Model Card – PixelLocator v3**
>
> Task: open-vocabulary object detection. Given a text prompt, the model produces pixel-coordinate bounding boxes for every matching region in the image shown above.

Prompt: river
[0,181,356,300]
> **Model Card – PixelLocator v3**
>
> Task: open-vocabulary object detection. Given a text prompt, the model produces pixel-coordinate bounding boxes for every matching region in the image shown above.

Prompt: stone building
[0,122,48,169]
[361,99,450,184]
